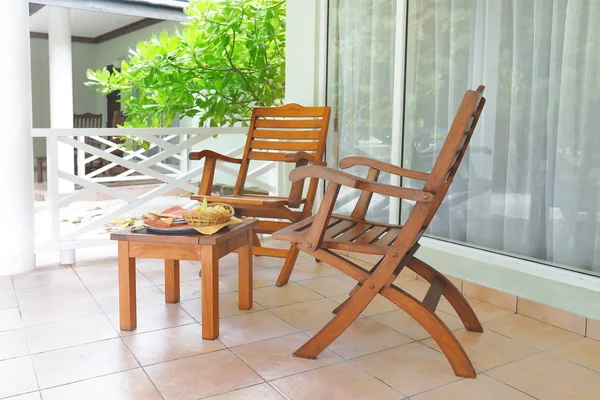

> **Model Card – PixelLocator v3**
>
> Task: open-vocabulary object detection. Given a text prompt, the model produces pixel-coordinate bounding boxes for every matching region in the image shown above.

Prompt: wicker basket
[183,203,235,228]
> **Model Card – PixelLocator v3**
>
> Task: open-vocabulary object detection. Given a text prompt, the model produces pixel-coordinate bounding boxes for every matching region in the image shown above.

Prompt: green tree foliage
[86,0,286,137]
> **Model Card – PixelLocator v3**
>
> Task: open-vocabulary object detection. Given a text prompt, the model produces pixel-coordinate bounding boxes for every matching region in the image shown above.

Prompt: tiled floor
[1,247,600,399]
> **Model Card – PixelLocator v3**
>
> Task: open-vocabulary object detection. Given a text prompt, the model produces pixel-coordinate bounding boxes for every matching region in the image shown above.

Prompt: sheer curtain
[403,0,600,273]
[327,0,397,221]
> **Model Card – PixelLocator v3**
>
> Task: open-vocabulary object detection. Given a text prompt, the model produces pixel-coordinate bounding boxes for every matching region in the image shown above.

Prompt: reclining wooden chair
[273,86,486,378]
[189,104,330,282]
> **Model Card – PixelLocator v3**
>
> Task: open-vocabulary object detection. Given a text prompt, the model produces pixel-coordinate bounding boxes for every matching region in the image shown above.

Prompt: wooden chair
[272,87,486,378]
[189,104,330,284]
[73,113,103,128]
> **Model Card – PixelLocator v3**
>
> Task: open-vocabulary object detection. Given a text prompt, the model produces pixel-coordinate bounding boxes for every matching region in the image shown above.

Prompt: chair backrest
[111,111,126,128]
[233,104,331,196]
[421,86,486,230]
[74,113,103,128]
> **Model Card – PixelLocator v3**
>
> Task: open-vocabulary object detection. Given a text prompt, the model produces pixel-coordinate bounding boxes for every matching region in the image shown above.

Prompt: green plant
[86,0,286,147]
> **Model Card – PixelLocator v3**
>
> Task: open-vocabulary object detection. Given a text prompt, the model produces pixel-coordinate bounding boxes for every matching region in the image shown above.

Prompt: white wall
[30,20,183,158]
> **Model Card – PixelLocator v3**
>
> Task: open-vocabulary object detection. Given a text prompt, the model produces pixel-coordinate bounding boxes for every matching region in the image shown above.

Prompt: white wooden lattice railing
[32,127,279,252]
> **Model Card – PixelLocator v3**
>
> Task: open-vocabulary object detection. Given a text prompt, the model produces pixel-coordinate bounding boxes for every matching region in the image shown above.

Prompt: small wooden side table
[110,219,258,339]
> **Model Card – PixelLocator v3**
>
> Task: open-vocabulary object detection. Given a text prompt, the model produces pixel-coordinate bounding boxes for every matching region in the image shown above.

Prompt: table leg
[118,241,137,331]
[165,259,180,304]
[201,245,219,339]
[238,231,253,310]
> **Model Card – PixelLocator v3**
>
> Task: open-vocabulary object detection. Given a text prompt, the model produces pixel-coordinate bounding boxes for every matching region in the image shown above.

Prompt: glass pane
[327,0,397,222]
[403,0,600,274]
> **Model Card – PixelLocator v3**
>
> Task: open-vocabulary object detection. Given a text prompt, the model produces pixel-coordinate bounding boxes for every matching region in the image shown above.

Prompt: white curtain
[327,0,397,221]
[402,0,600,273]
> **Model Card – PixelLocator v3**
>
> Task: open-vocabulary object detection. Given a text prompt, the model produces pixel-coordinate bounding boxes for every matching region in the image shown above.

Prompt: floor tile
[145,349,262,400]
[0,276,13,292]
[232,333,343,380]
[0,308,23,332]
[550,337,600,372]
[93,286,169,315]
[271,362,402,399]
[438,296,514,323]
[157,279,236,301]
[139,263,200,286]
[0,329,29,360]
[411,373,535,400]
[297,274,357,297]
[0,357,38,398]
[179,292,263,322]
[12,268,80,290]
[330,293,398,316]
[484,314,582,350]
[15,281,90,307]
[218,269,279,291]
[32,338,139,389]
[6,393,41,400]
[41,369,162,400]
[277,261,341,282]
[19,297,102,327]
[218,310,297,347]
[462,281,517,311]
[0,290,18,310]
[487,353,600,400]
[123,324,225,366]
[587,318,600,341]
[518,298,586,335]
[82,272,153,297]
[308,318,413,359]
[353,342,460,397]
[107,304,195,336]
[205,383,284,399]
[25,315,117,354]
[421,329,539,371]
[371,309,463,341]
[270,298,341,331]
[252,283,323,309]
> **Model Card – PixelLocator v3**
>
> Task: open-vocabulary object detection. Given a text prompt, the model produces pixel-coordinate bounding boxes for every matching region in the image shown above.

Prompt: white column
[49,6,75,193]
[283,0,322,198]
[0,1,35,275]
[49,6,76,264]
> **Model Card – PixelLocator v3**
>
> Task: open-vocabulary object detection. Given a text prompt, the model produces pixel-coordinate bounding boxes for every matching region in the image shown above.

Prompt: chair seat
[273,214,402,255]
[192,194,305,208]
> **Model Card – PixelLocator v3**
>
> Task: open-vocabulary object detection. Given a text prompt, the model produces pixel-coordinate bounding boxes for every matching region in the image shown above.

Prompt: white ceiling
[29,6,144,38]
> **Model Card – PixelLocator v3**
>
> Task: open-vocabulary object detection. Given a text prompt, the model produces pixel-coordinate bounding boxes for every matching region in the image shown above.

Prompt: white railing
[32,127,278,252]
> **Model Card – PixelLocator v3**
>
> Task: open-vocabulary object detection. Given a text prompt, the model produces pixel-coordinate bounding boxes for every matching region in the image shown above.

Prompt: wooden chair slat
[253,103,330,117]
[254,119,324,129]
[250,140,320,152]
[271,87,486,379]
[253,130,322,139]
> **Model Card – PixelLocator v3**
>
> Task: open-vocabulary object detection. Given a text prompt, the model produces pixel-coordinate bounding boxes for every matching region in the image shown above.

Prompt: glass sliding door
[327,0,600,275]
[326,0,398,222]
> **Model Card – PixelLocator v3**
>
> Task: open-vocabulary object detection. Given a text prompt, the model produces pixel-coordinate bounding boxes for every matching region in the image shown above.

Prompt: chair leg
[407,258,482,332]
[252,233,263,256]
[294,283,378,359]
[381,284,476,378]
[276,245,300,287]
[332,283,361,314]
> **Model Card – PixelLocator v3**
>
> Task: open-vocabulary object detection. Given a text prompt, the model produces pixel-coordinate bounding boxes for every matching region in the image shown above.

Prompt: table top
[110,219,258,246]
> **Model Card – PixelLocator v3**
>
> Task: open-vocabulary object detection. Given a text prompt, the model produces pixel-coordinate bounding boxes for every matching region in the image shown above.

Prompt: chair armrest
[339,156,429,181]
[189,151,241,196]
[290,166,434,203]
[189,150,242,164]
[284,151,327,166]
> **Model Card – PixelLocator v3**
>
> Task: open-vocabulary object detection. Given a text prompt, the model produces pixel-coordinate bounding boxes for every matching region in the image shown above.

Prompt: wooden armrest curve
[339,156,429,181]
[290,166,434,203]
[189,150,242,164]
[284,151,326,166]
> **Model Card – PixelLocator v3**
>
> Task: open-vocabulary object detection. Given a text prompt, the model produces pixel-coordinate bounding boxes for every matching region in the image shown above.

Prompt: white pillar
[49,6,75,194]
[0,1,36,275]
[48,7,76,264]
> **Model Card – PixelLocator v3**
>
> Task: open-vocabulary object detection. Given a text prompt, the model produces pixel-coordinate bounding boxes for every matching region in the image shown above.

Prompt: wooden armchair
[273,87,486,378]
[189,104,330,283]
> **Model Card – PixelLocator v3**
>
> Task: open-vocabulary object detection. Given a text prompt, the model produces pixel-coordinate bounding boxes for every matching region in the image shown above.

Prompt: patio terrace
[1,241,600,399]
